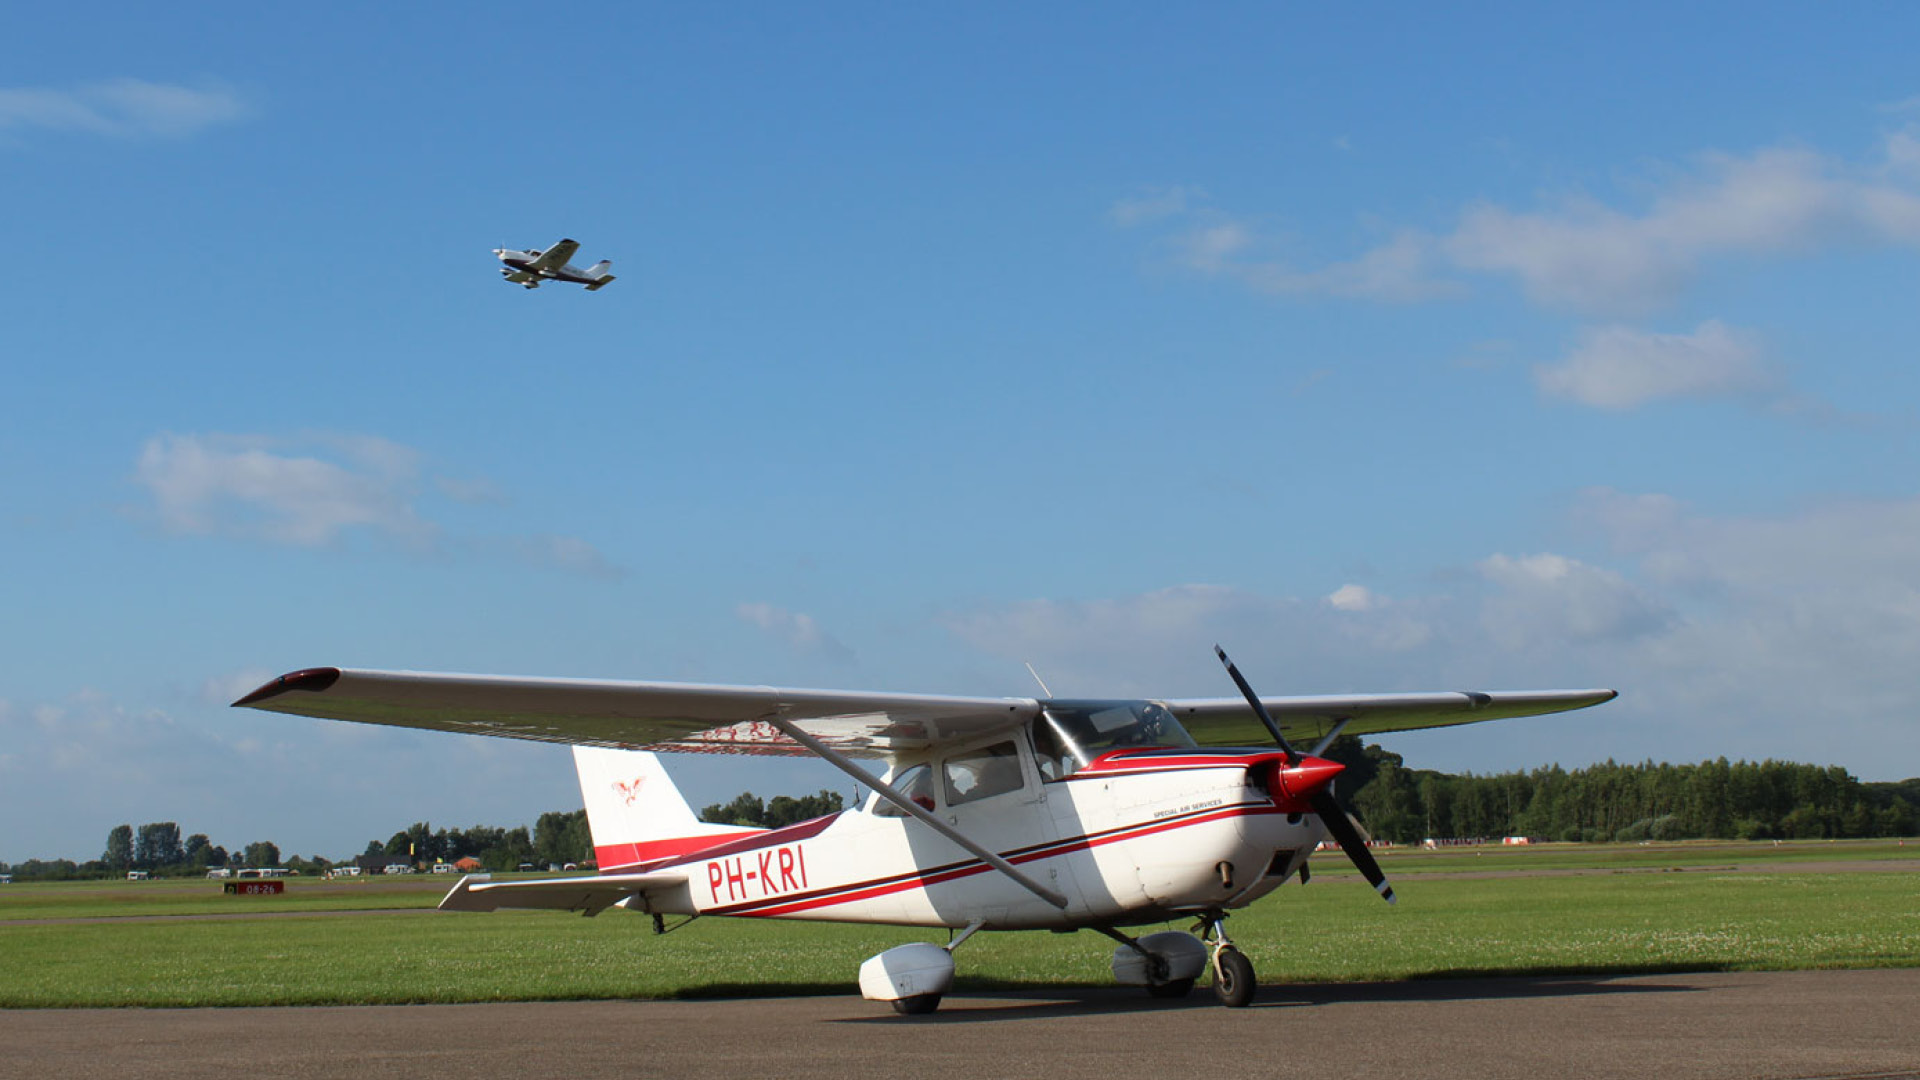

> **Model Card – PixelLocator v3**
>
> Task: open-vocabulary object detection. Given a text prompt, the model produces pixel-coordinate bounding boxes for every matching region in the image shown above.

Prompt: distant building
[354,854,413,875]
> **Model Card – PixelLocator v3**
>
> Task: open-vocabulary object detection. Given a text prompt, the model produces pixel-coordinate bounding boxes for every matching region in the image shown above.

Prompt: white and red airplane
[234,648,1614,1013]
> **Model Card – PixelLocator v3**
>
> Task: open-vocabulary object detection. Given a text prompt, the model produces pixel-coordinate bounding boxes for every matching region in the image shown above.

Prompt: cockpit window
[871,763,934,817]
[1031,701,1195,779]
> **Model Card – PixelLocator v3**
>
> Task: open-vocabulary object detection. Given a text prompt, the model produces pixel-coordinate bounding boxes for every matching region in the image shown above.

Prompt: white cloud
[0,79,248,140]
[131,432,623,577]
[135,432,433,547]
[511,535,624,580]
[940,499,1920,779]
[1111,186,1203,227]
[1476,552,1673,649]
[1169,219,1457,302]
[1327,584,1379,612]
[1535,320,1776,409]
[0,686,585,865]
[1130,132,1920,315]
[1569,489,1920,759]
[737,603,855,665]
[944,584,1445,699]
[1438,145,1920,313]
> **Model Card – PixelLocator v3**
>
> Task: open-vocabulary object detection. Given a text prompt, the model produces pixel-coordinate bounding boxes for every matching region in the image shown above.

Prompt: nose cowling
[1268,754,1344,812]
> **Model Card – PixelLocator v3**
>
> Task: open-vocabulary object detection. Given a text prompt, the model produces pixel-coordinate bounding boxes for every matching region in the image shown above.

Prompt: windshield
[1031,701,1196,779]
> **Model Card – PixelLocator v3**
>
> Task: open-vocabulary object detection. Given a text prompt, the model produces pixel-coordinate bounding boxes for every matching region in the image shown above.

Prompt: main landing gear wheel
[1212,948,1256,1008]
[891,993,941,1015]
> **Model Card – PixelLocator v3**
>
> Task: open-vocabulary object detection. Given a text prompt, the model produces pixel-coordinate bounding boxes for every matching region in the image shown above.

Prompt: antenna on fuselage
[1023,662,1054,699]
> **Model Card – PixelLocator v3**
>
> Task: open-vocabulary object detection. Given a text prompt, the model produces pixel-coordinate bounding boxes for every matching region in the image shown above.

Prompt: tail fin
[583,261,615,291]
[574,746,760,872]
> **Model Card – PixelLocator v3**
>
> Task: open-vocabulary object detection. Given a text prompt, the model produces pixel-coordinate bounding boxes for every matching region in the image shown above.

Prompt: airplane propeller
[1214,645,1396,905]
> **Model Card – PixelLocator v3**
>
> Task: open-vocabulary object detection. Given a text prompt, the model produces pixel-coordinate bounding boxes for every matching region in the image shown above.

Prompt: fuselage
[605,748,1331,931]
[494,249,601,285]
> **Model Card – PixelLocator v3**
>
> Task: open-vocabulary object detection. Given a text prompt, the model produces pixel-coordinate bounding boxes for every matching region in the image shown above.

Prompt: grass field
[2,840,1914,1008]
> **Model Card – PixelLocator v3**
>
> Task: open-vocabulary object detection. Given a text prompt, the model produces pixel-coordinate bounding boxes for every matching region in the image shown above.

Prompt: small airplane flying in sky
[492,238,615,290]
[235,648,1614,1014]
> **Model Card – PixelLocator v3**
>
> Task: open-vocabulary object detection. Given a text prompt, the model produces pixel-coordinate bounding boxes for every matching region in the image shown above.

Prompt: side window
[872,763,934,817]
[942,741,1025,806]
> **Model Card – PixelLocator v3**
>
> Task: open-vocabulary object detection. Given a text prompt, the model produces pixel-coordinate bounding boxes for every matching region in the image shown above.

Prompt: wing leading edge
[529,238,580,272]
[232,667,1038,757]
[1169,689,1619,750]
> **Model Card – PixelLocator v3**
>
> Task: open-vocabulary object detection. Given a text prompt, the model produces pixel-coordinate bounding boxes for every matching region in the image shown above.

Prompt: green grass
[1352,836,1920,875]
[1,844,1914,1008]
[0,877,449,921]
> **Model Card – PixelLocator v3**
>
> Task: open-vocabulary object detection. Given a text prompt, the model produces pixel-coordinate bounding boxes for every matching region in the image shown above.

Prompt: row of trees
[699,790,845,829]
[0,822,287,881]
[1332,739,1920,844]
[359,811,593,873]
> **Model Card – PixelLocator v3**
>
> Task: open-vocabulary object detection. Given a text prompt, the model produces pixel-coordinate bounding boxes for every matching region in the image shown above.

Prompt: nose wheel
[1196,912,1258,1007]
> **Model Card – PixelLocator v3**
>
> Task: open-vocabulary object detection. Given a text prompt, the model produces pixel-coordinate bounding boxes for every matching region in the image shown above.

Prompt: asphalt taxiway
[2,969,1915,1080]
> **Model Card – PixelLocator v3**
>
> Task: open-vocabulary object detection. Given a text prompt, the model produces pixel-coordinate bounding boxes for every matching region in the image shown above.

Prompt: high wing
[1168,689,1619,750]
[529,238,580,273]
[438,871,685,916]
[233,667,1037,757]
[234,667,1612,759]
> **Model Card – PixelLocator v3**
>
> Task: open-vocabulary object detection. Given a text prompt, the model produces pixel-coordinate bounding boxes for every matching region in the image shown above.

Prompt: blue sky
[6,4,1920,863]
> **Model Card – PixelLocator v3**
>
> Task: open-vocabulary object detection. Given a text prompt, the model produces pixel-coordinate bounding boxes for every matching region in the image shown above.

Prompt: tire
[1212,948,1256,1008]
[1147,977,1195,999]
[891,994,942,1015]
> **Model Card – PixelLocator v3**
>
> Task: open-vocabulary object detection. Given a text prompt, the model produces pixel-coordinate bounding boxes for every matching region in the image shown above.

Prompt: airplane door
[937,735,1083,922]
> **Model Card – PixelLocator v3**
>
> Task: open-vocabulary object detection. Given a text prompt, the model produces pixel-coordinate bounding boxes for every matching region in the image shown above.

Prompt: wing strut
[767,717,1068,909]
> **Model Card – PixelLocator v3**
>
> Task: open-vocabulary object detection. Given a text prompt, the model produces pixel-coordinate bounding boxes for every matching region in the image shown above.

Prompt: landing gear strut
[1196,912,1257,1007]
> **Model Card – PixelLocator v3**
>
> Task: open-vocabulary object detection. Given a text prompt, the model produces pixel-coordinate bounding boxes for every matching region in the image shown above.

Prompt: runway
[3,969,1915,1080]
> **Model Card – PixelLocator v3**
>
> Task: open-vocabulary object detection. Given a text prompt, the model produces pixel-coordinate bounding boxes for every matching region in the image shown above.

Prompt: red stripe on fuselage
[707,799,1282,919]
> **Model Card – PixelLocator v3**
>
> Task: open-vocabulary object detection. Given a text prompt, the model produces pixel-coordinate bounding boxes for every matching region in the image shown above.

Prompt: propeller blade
[1312,790,1396,905]
[1213,644,1298,762]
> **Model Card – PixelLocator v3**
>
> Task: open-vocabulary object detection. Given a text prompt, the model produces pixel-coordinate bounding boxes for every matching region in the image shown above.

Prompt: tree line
[699,789,844,829]
[1327,738,1920,844]
[0,822,288,882]
[360,811,594,873]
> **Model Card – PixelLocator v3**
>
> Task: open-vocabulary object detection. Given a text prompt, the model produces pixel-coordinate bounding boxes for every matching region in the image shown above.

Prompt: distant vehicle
[206,868,232,879]
[382,864,414,875]
[493,238,615,291]
[126,871,150,881]
[0,874,13,884]
[432,863,454,874]
[516,863,536,873]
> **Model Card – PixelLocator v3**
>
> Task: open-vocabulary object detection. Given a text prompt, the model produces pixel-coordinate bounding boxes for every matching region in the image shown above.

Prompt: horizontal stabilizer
[585,273,616,291]
[438,871,685,917]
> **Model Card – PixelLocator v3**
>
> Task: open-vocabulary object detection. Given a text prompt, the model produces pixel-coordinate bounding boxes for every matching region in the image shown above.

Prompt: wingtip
[232,667,342,707]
